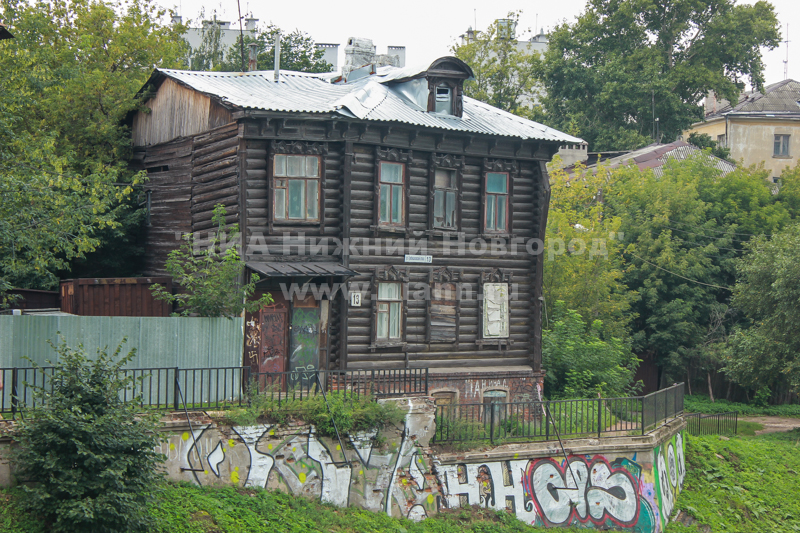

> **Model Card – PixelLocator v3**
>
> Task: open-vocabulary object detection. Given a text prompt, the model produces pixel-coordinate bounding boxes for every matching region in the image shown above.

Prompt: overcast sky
[173,0,798,86]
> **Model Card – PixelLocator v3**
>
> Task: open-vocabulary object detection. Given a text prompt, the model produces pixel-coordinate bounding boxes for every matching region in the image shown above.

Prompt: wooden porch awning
[247,261,359,278]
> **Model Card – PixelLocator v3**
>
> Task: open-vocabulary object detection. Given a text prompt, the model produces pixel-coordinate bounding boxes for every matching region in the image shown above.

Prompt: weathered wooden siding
[191,123,242,234]
[135,137,193,276]
[132,78,232,147]
[242,139,345,261]
[344,144,543,370]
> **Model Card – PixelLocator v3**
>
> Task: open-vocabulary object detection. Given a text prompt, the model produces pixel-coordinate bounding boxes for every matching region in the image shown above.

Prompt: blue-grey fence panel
[0,315,245,408]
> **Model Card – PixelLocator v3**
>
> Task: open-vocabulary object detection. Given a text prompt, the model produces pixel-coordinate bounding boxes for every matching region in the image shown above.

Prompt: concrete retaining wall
[0,397,685,532]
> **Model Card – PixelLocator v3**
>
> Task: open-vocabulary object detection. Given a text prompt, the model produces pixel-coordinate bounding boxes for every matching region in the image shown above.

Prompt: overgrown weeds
[219,385,405,438]
[684,394,800,417]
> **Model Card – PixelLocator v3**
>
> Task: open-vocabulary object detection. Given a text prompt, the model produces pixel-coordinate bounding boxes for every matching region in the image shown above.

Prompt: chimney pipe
[274,31,281,82]
[248,43,258,71]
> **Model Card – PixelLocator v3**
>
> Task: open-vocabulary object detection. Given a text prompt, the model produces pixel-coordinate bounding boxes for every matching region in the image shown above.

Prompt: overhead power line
[626,251,733,291]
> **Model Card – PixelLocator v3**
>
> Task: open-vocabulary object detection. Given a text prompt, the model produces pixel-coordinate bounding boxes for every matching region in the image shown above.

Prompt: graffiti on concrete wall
[156,400,441,520]
[654,432,685,530]
[157,408,684,533]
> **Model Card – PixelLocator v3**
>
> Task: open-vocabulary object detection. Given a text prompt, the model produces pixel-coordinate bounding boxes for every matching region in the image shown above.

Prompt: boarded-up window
[482,282,509,338]
[429,282,457,342]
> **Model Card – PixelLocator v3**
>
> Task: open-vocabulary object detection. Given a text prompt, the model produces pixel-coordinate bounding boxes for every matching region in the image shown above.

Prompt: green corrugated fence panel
[0,315,243,370]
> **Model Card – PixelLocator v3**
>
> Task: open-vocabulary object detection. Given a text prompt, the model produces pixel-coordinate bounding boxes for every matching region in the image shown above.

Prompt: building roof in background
[0,24,13,40]
[145,60,583,144]
[706,79,800,120]
[565,140,736,178]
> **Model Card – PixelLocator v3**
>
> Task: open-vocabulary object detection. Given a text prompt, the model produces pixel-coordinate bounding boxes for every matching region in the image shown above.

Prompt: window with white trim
[378,161,405,226]
[376,282,403,341]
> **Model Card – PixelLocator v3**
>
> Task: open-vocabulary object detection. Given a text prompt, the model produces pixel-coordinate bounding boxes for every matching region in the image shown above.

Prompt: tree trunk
[707,371,715,403]
[726,380,733,401]
[686,369,692,395]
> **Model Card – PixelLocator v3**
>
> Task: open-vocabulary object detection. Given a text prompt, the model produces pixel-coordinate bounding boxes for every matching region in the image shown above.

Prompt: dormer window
[435,85,453,114]
[424,57,473,118]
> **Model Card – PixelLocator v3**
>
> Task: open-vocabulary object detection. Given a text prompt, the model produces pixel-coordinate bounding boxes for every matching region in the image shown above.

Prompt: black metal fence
[0,366,429,417]
[433,383,685,444]
[684,412,738,436]
[250,368,429,404]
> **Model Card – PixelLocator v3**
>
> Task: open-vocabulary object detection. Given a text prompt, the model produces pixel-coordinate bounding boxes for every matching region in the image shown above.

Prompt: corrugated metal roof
[706,79,800,119]
[152,65,583,144]
[567,141,736,177]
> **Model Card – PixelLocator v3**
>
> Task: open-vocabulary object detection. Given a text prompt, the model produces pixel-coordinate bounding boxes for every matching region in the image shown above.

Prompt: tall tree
[0,0,186,297]
[452,12,540,116]
[536,0,780,151]
[214,24,331,73]
[724,223,800,393]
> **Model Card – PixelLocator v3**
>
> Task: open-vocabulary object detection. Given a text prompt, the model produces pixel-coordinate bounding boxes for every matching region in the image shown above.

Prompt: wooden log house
[130,50,583,403]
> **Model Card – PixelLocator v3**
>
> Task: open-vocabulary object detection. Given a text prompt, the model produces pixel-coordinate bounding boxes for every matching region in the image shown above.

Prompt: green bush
[225,388,404,438]
[13,340,165,533]
[543,302,641,399]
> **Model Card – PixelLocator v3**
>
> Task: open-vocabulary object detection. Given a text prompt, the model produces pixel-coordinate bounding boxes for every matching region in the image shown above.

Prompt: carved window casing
[372,147,412,235]
[481,158,517,238]
[427,266,461,345]
[268,141,327,233]
[429,153,464,234]
[370,266,409,349]
[477,268,513,349]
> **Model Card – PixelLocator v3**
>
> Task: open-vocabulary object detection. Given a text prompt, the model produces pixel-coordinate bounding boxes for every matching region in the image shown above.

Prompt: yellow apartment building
[686,79,800,183]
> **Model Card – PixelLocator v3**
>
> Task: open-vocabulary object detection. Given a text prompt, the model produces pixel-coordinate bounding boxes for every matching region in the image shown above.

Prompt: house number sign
[350,292,362,307]
[404,254,432,264]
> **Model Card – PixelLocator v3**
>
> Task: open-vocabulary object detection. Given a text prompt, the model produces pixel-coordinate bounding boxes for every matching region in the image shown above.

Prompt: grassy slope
[666,430,800,533]
[3,430,798,532]
[684,394,800,417]
[0,483,586,533]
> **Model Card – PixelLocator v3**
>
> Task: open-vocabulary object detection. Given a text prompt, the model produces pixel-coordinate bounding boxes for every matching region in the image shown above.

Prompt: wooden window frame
[372,147,412,235]
[481,158,517,239]
[774,134,791,157]
[428,153,464,235]
[476,268,513,349]
[268,141,327,233]
[426,266,462,346]
[426,78,464,118]
[370,266,409,350]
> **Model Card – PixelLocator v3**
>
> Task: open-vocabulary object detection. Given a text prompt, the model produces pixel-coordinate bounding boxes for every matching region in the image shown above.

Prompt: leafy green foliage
[684,394,800,417]
[546,157,636,337]
[13,340,164,533]
[0,0,186,294]
[667,432,800,532]
[687,133,732,162]
[542,302,640,398]
[226,389,403,438]
[150,205,273,317]
[188,15,331,73]
[452,12,539,116]
[535,0,780,150]
[724,223,800,391]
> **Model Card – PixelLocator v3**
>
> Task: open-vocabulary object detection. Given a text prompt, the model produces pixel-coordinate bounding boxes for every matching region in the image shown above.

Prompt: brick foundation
[426,367,545,404]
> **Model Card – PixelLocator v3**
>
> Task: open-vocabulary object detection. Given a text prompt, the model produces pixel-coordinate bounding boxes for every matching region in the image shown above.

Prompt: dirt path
[739,415,800,435]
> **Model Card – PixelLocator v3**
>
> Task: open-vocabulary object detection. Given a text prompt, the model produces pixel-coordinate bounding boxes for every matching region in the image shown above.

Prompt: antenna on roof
[784,23,790,80]
[236,0,245,71]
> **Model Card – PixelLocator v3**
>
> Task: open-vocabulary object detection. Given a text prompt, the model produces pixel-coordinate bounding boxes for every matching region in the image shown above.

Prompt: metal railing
[250,368,428,403]
[0,366,429,417]
[685,411,738,436]
[433,383,684,444]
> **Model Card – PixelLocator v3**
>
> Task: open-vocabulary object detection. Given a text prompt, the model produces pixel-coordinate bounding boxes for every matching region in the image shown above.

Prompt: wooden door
[259,307,288,374]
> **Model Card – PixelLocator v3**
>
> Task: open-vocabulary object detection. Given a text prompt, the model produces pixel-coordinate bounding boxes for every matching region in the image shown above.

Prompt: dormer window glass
[435,85,453,114]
